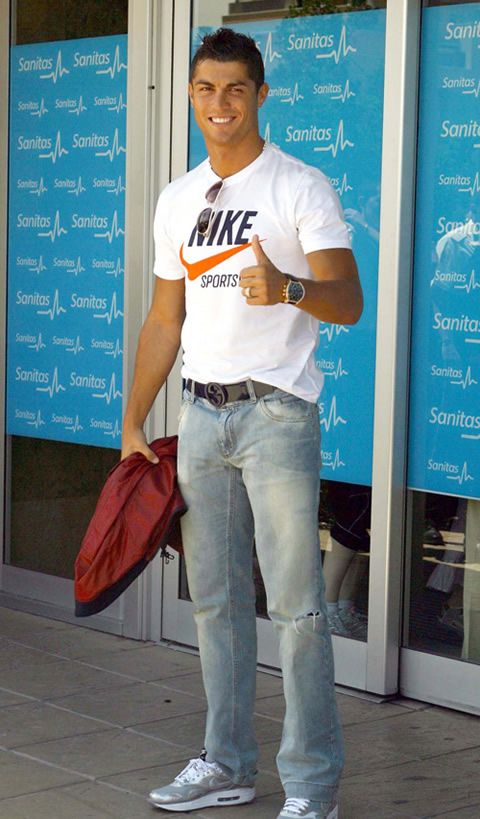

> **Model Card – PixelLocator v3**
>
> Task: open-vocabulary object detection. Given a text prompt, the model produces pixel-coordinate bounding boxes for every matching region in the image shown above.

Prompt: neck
[208,136,265,179]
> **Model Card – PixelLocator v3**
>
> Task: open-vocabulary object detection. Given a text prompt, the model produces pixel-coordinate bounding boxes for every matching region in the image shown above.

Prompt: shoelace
[283,797,310,815]
[174,757,222,785]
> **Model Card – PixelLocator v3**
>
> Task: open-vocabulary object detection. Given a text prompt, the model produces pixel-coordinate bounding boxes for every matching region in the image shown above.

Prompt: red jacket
[74,436,186,617]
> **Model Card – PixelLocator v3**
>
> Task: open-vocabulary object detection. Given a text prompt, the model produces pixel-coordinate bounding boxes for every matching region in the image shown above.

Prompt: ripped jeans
[178,386,344,804]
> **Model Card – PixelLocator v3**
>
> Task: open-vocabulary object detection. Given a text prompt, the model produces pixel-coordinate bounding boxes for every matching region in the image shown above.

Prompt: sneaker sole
[149,786,255,811]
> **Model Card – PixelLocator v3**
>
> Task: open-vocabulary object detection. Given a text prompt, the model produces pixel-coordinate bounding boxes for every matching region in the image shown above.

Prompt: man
[122,28,362,819]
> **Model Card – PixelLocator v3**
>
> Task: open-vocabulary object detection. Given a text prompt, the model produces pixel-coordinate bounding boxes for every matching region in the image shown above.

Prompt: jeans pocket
[259,390,317,423]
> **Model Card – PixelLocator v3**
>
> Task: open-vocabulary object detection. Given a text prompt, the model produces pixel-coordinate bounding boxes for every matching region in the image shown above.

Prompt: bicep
[306,248,359,284]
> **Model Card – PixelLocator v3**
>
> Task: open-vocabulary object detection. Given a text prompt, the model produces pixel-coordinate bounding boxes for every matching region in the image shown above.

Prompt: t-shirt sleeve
[295,168,351,255]
[153,190,186,280]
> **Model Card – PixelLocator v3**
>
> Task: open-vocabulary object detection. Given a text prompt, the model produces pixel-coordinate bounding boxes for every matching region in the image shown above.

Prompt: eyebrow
[193,79,249,87]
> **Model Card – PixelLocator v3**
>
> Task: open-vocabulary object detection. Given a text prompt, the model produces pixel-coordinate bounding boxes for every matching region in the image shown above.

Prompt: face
[188,59,268,150]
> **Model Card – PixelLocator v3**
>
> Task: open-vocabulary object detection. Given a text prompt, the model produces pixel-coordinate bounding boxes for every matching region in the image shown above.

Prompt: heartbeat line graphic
[463,80,480,97]
[324,449,346,471]
[451,366,478,389]
[314,120,354,156]
[65,415,83,433]
[316,25,357,64]
[104,421,121,438]
[324,358,348,380]
[281,82,303,106]
[454,269,480,293]
[66,336,84,355]
[108,93,127,113]
[95,128,126,161]
[67,176,86,196]
[94,211,124,244]
[336,173,353,196]
[36,367,66,398]
[263,32,281,64]
[70,256,85,276]
[93,373,122,404]
[94,291,124,324]
[96,45,127,78]
[319,323,349,342]
[446,462,474,484]
[28,333,47,352]
[320,396,347,432]
[37,289,67,320]
[31,98,48,117]
[106,257,124,278]
[331,79,356,102]
[38,210,68,242]
[105,339,123,358]
[462,426,480,439]
[30,177,48,196]
[459,172,480,196]
[68,95,87,115]
[27,410,46,429]
[263,122,271,142]
[104,419,122,439]
[39,130,69,163]
[40,50,70,83]
[107,176,126,196]
[29,255,47,274]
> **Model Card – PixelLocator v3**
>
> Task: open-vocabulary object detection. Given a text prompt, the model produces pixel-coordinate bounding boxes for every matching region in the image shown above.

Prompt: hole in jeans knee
[293,610,323,634]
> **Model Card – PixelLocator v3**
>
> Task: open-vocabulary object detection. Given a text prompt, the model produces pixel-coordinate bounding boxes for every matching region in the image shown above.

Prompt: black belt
[186,378,275,408]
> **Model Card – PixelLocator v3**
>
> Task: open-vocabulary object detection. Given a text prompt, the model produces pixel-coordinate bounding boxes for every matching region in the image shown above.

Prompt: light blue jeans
[177,384,344,804]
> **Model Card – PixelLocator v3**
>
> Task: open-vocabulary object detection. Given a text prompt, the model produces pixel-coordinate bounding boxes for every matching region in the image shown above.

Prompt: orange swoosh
[180,240,255,281]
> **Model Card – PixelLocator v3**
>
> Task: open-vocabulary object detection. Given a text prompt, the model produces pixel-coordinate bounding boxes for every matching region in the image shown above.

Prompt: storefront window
[405,0,480,664]
[5,1,128,578]
[179,0,387,643]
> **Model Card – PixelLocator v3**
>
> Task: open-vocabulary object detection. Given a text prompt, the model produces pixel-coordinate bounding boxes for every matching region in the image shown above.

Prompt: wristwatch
[282,275,306,306]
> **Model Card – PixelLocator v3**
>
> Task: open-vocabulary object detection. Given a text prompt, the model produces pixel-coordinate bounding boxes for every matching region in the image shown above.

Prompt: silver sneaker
[277,797,338,819]
[148,756,255,812]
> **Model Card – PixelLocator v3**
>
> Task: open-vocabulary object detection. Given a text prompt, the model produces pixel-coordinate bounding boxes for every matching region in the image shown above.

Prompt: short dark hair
[190,28,265,90]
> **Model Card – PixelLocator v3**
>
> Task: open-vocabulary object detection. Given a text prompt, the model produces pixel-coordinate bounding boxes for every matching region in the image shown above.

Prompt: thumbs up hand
[240,235,286,306]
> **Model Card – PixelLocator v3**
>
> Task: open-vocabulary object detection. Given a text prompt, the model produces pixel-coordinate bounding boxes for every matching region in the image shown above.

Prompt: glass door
[162,0,387,689]
[0,0,166,637]
[401,0,480,714]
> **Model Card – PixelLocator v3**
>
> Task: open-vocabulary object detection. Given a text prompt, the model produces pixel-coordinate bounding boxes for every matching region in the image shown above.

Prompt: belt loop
[246,378,257,403]
[186,379,195,403]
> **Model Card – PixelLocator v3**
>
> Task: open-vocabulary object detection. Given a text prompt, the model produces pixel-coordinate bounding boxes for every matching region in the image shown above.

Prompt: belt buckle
[206,382,229,408]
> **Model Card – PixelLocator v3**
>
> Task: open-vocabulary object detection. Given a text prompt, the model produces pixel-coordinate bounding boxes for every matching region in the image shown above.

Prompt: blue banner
[408,6,480,499]
[7,35,127,448]
[190,12,386,485]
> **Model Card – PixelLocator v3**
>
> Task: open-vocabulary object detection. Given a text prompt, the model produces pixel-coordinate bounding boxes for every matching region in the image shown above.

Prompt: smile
[209,116,235,124]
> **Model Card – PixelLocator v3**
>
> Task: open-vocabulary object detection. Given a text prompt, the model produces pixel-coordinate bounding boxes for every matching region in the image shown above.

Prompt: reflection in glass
[407,491,480,664]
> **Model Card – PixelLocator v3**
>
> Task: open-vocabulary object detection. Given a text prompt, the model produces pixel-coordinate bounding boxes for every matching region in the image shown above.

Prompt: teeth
[211,117,232,123]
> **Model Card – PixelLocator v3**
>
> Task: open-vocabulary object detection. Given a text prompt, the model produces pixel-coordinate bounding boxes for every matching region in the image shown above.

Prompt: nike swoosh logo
[179,240,255,281]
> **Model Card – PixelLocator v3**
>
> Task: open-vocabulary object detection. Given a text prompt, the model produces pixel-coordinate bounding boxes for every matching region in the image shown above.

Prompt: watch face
[287,279,305,304]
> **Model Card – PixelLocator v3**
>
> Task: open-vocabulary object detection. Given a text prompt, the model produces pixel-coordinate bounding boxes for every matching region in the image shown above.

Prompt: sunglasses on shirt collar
[196,180,224,237]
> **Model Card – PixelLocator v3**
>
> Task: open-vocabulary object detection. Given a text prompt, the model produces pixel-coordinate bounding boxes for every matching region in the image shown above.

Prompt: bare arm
[121,276,185,461]
[300,247,363,324]
[239,236,363,325]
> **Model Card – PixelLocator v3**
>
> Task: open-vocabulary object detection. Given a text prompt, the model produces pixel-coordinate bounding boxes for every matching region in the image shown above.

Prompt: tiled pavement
[0,607,479,819]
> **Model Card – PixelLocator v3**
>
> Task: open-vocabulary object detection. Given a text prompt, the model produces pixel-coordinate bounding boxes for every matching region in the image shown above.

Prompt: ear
[257,83,269,109]
[188,83,194,106]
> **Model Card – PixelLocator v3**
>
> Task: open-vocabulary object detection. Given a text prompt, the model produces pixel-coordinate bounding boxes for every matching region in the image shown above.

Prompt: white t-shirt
[153,142,351,402]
